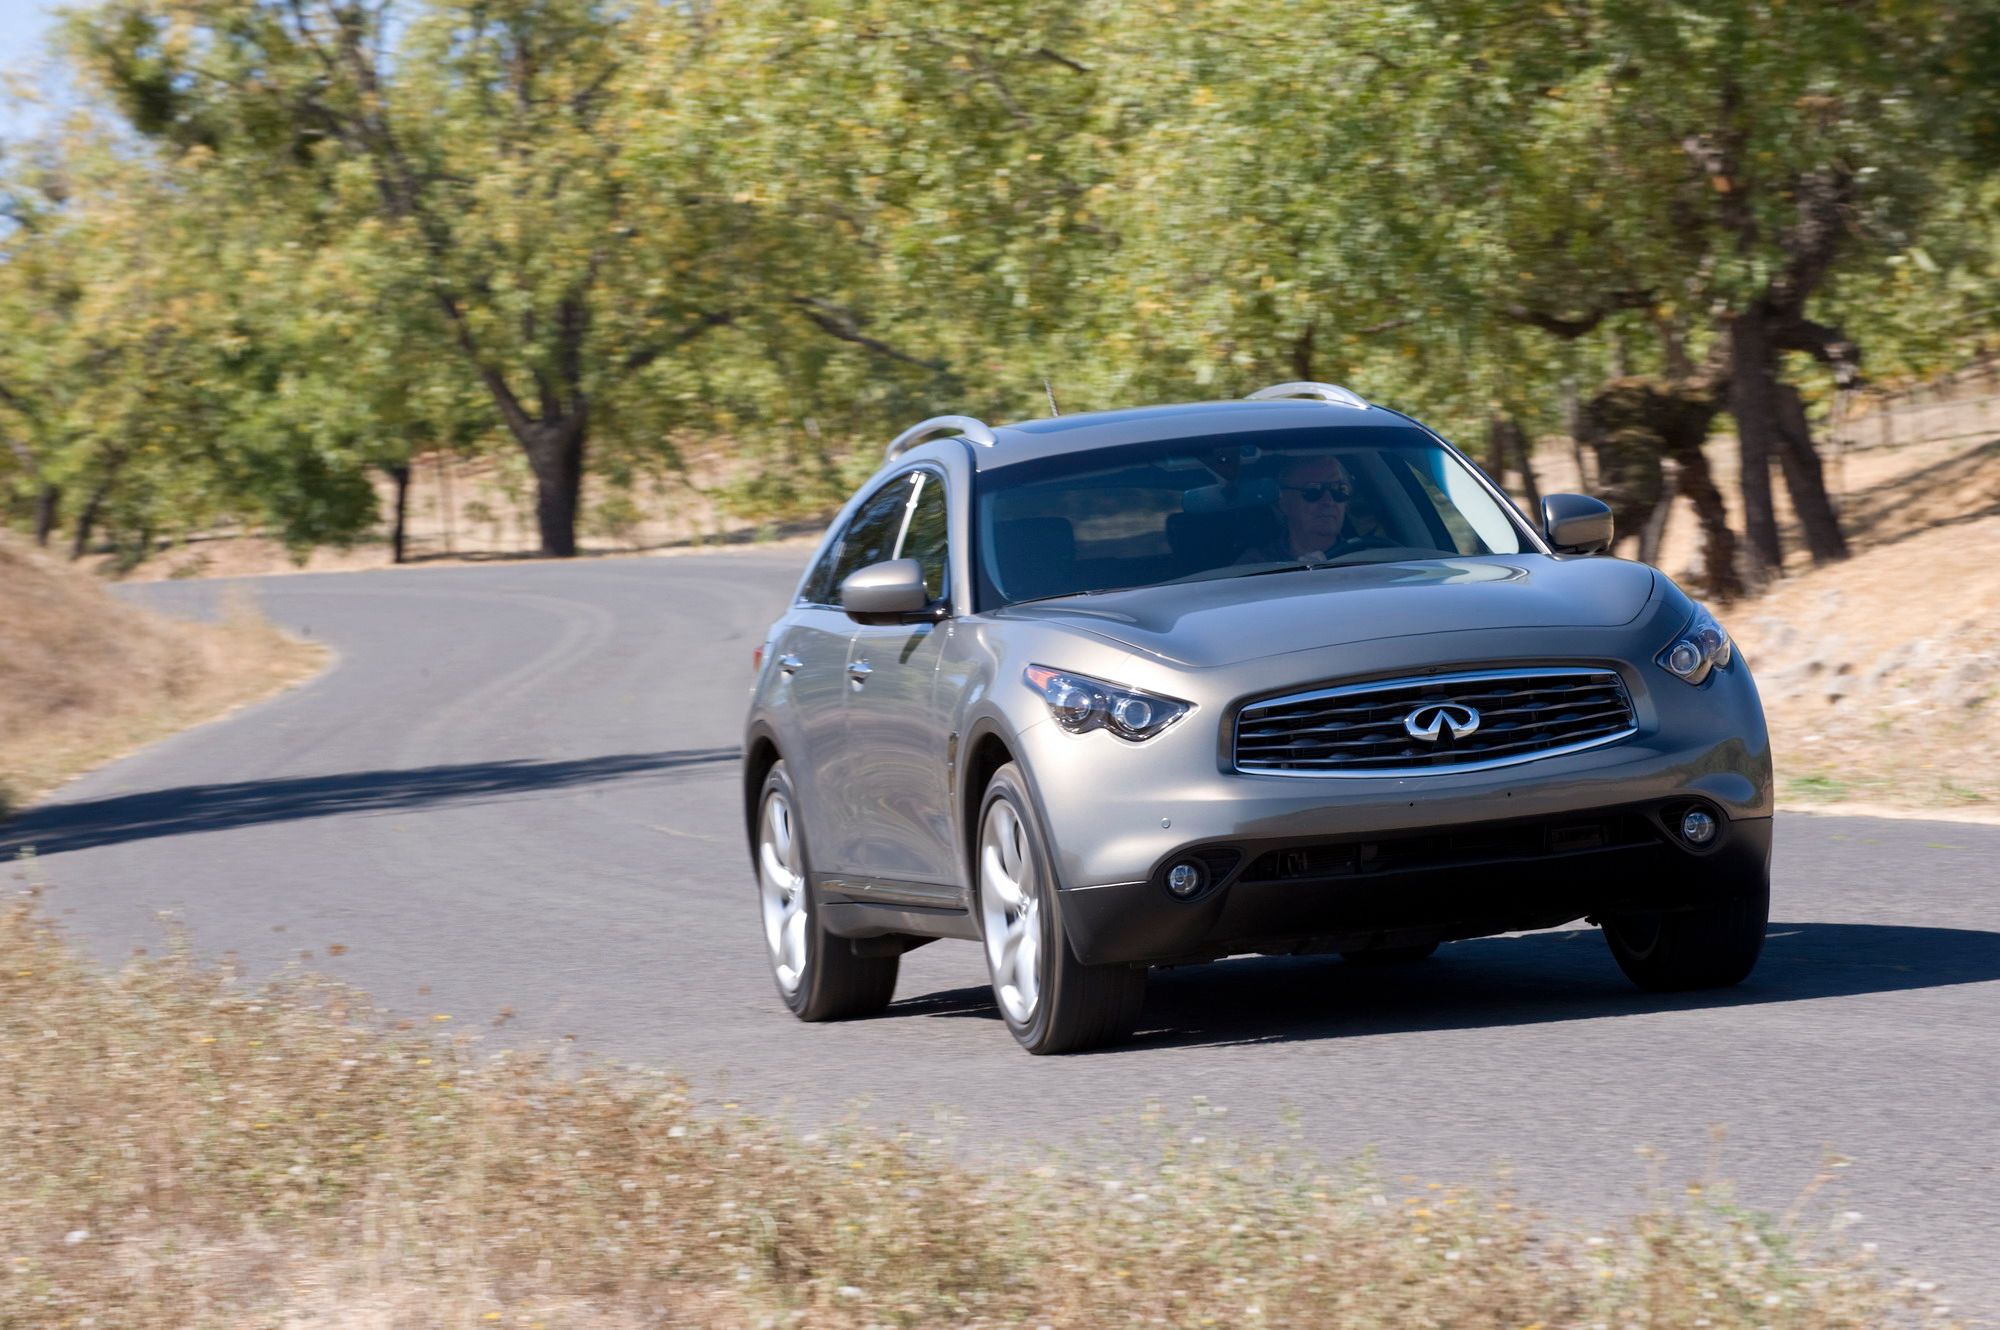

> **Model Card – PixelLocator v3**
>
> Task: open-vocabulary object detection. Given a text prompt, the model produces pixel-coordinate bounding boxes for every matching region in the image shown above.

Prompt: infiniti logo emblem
[1404,702,1481,743]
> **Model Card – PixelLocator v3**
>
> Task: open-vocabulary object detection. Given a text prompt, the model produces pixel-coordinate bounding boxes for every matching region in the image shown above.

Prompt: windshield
[974,426,1530,609]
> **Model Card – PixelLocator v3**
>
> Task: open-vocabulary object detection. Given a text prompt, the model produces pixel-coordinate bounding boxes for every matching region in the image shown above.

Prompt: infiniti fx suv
[742,383,1770,1053]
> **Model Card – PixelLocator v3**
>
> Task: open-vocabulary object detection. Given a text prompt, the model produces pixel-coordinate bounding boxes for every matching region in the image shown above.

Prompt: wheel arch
[959,721,1018,889]
[742,726,783,867]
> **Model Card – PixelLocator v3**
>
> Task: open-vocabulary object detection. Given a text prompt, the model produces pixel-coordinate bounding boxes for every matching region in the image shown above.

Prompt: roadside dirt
[0,534,326,814]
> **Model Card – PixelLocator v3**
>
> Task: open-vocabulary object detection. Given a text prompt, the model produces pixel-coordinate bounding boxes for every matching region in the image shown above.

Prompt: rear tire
[976,763,1144,1054]
[755,761,899,1021]
[1602,879,1769,992]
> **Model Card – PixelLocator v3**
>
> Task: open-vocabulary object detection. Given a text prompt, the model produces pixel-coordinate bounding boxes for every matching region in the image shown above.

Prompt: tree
[1406,0,2000,574]
[65,0,750,556]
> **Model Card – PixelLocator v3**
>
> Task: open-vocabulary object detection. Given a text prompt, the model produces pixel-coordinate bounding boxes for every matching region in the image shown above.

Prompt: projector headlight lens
[1656,603,1735,686]
[1023,666,1192,742]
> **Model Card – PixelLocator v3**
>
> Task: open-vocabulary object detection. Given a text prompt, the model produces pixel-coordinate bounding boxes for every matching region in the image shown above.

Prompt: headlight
[1023,666,1192,741]
[1656,603,1734,686]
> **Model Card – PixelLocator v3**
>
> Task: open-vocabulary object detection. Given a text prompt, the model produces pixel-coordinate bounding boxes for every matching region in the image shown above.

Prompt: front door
[787,473,917,879]
[836,468,959,895]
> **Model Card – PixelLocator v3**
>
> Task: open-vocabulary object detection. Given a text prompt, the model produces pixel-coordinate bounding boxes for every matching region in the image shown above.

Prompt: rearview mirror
[840,558,941,625]
[1541,493,1614,555]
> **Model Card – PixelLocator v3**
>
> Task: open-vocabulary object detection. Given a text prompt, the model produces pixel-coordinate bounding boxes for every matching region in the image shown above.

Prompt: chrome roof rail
[884,414,998,463]
[1246,381,1370,410]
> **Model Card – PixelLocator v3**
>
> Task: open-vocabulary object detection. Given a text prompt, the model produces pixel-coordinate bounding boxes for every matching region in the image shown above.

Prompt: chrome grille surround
[1234,667,1638,778]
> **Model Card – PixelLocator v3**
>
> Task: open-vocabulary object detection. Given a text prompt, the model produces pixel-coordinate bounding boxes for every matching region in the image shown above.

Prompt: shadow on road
[0,748,741,857]
[885,921,2000,1050]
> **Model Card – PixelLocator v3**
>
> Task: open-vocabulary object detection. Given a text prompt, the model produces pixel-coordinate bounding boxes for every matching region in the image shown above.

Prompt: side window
[897,471,950,602]
[825,475,918,597]
[799,537,843,605]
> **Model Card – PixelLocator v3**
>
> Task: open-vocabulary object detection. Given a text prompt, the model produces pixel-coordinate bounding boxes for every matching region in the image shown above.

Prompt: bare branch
[623,310,737,374]
[1775,315,1863,389]
[1504,290,1655,340]
[790,297,949,371]
[1034,46,1090,74]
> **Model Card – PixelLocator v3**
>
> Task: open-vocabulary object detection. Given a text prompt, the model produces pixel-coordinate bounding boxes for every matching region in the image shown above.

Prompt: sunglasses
[1282,482,1353,503]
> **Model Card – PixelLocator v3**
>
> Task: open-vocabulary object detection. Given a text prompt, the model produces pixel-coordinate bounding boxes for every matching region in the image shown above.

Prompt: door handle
[776,653,803,675]
[846,659,874,684]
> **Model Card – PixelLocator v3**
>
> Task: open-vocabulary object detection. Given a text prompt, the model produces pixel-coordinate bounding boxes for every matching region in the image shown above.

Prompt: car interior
[979,445,1521,607]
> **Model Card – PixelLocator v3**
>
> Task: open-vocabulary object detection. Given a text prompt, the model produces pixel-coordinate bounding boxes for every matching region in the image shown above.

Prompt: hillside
[0,535,324,816]
[1732,439,2000,810]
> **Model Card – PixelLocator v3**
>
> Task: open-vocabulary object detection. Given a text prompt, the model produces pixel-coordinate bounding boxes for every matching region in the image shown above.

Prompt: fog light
[1165,861,1206,898]
[1680,809,1717,846]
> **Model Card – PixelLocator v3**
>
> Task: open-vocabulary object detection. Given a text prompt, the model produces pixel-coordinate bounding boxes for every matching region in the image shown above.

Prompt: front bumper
[1059,802,1771,965]
[1013,650,1772,966]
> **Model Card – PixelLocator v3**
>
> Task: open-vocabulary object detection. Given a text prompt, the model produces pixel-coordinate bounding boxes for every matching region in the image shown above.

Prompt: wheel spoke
[770,800,792,862]
[996,806,1023,878]
[1014,927,1040,1013]
[760,841,794,892]
[782,905,808,976]
[982,842,1023,908]
[978,794,1043,1026]
[758,790,809,996]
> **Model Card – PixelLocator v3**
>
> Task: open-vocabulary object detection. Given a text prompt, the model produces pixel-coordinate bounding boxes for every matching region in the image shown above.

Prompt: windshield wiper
[1004,586,1135,607]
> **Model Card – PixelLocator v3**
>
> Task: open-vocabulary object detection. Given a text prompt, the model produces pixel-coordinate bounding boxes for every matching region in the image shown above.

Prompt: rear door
[835,468,960,894]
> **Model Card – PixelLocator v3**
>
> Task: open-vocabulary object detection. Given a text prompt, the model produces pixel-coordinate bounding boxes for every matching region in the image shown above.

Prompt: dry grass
[0,897,1951,1330]
[0,533,325,815]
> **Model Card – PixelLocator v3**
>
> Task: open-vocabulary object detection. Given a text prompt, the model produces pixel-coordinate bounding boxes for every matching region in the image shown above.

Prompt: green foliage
[3,0,1996,563]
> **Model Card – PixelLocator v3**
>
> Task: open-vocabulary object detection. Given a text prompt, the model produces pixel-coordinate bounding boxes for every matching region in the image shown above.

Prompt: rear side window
[801,474,918,605]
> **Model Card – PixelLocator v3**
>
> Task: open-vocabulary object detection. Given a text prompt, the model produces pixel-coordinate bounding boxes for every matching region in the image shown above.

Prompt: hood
[991,556,1658,668]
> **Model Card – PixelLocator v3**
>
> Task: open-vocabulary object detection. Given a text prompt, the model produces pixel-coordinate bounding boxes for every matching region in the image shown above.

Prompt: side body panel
[833,619,955,892]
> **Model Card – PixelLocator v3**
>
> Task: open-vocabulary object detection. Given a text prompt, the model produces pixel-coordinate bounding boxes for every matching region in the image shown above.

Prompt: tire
[1602,878,1770,992]
[754,761,899,1021]
[975,763,1145,1054]
[1341,941,1440,966]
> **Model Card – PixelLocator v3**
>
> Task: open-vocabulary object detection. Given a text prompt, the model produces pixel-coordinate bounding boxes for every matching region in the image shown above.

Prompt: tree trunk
[1637,461,1676,568]
[34,483,60,547]
[522,416,586,558]
[1663,436,1744,602]
[71,483,109,560]
[1507,418,1541,512]
[1485,413,1541,512]
[386,462,412,564]
[1582,375,1744,602]
[1725,315,1785,575]
[1772,381,1849,563]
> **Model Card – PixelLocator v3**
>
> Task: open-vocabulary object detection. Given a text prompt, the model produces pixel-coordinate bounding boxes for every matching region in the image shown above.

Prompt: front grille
[1234,667,1637,776]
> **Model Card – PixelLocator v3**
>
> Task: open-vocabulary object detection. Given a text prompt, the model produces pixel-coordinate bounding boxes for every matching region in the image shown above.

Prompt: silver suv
[743,384,1771,1054]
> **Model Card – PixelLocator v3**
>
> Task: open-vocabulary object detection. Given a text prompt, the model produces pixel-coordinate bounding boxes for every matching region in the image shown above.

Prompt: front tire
[1602,879,1770,992]
[756,761,898,1021]
[976,763,1145,1054]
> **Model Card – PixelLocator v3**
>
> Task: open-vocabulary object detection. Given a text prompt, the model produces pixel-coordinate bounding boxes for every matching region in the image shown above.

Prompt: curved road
[7,553,1999,1312]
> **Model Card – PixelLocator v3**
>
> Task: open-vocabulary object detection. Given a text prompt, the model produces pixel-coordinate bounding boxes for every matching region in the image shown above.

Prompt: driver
[1244,454,1354,562]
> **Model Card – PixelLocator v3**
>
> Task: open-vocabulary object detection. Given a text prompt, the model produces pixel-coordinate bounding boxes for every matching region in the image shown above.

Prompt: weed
[0,900,1941,1330]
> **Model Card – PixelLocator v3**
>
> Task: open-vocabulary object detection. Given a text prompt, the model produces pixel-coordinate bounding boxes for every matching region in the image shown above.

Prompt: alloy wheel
[758,789,808,995]
[979,798,1042,1024]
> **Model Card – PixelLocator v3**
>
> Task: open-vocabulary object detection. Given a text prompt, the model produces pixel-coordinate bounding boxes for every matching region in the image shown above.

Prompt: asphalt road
[7,552,1998,1313]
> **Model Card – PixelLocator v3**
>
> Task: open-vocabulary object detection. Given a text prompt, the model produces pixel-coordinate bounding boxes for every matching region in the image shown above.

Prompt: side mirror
[1541,493,1614,555]
[840,558,941,625]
